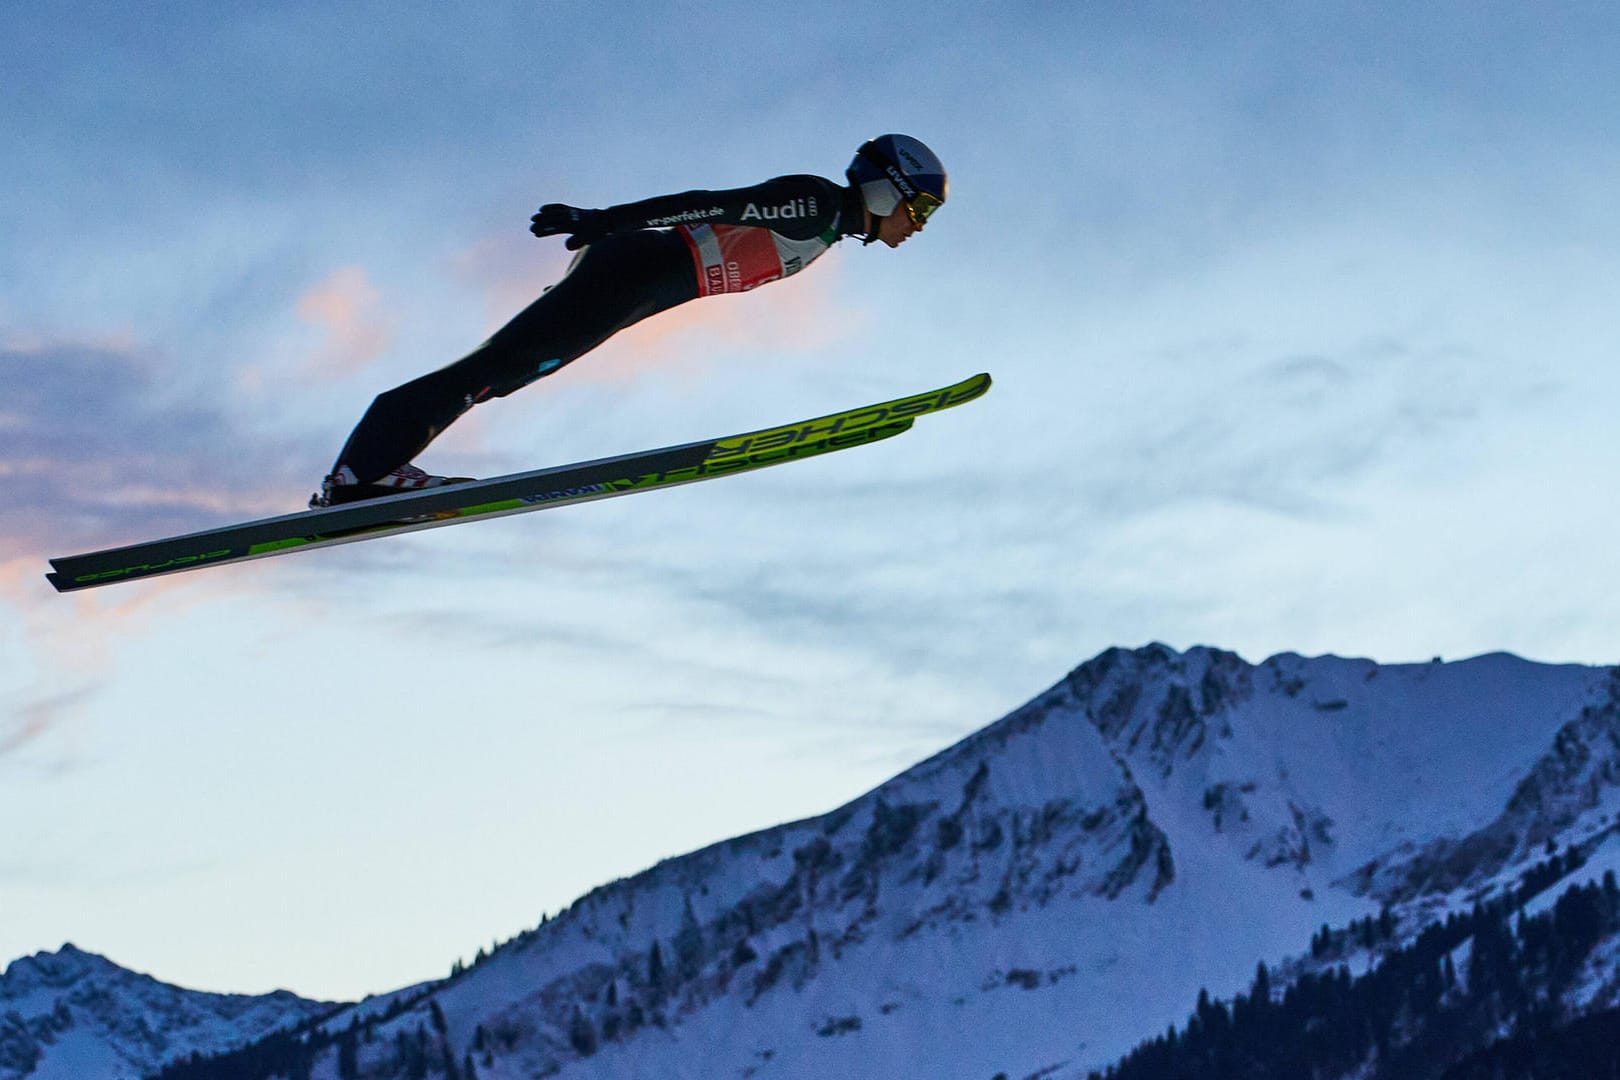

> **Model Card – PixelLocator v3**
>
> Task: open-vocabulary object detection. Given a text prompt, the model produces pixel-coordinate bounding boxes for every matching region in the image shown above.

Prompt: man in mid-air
[312,134,949,507]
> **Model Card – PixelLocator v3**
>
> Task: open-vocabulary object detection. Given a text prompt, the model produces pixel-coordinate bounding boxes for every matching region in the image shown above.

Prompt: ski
[47,372,990,592]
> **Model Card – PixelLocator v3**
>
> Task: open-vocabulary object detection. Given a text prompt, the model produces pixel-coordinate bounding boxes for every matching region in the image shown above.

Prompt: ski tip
[938,371,991,405]
[942,371,992,408]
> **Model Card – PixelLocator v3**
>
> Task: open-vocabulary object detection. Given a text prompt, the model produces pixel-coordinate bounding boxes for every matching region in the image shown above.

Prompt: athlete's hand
[530,204,610,249]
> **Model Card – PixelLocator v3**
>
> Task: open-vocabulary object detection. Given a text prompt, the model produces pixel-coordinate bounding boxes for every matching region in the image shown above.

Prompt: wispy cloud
[0,684,98,761]
[1,339,311,561]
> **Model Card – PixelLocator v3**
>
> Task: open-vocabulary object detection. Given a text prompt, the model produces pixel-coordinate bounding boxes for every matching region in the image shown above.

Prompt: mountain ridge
[0,942,334,1080]
[7,643,1620,1080]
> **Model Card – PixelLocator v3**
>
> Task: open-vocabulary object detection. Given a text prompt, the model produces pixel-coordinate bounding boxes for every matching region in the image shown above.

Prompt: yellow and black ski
[47,373,990,592]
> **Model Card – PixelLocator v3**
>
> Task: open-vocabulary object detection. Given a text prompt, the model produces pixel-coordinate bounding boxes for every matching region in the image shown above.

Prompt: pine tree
[648,940,666,990]
[337,1023,360,1080]
[568,1006,598,1057]
[676,897,704,982]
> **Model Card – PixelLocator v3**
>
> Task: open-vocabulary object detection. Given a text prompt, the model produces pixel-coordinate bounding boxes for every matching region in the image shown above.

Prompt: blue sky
[4,2,1620,1001]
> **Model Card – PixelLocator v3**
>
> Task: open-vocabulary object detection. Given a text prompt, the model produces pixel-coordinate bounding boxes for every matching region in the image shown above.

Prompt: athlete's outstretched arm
[531,175,849,247]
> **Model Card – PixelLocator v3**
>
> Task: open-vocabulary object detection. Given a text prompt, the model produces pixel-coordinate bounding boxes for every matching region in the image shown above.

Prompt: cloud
[445,233,575,337]
[0,684,98,761]
[1,339,313,563]
[1050,334,1509,525]
[293,266,394,379]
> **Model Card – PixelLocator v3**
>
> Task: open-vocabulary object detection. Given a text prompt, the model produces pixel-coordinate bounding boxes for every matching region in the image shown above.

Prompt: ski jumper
[332,176,866,485]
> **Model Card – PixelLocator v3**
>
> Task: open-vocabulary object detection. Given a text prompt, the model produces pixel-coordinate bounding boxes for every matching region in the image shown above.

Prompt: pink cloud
[294,265,394,379]
[446,232,866,388]
[446,233,573,336]
[0,545,240,766]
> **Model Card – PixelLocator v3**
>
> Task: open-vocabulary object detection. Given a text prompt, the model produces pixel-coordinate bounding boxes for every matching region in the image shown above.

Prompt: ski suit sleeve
[597,175,847,242]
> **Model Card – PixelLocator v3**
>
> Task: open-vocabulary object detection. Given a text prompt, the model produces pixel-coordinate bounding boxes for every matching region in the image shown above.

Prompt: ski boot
[310,464,475,508]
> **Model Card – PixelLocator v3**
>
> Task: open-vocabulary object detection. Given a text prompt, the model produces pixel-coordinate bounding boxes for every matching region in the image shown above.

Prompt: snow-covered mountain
[0,943,331,1080]
[10,644,1620,1080]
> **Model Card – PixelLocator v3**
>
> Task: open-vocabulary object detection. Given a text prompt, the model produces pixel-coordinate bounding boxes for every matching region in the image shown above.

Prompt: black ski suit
[332,176,868,485]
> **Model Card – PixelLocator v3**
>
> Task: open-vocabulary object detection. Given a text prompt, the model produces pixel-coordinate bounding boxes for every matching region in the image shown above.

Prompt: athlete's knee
[368,365,475,431]
[485,355,570,398]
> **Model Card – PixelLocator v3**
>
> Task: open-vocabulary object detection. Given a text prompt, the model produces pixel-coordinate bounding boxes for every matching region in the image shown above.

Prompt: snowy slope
[0,944,331,1080]
[11,644,1620,1080]
[289,645,1620,1080]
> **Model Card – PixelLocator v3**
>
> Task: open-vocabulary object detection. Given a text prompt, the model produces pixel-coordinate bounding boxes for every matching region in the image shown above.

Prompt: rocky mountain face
[10,644,1620,1080]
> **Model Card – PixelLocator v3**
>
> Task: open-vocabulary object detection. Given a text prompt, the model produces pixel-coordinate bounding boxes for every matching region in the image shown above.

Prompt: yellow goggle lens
[905,191,942,227]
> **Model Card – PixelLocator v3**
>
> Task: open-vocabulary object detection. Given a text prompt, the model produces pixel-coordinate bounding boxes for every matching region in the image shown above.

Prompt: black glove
[529,203,611,250]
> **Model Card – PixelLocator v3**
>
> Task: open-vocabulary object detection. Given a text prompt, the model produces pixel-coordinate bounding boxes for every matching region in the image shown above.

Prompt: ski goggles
[904,191,943,227]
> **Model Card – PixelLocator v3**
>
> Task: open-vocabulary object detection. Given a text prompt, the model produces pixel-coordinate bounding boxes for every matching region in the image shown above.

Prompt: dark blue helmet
[847,134,948,223]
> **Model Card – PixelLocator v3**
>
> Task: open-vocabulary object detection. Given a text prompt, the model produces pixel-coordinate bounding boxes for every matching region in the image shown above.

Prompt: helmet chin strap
[850,185,881,245]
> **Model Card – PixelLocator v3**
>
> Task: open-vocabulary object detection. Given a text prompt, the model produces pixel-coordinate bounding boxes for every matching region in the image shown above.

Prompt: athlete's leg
[329,230,697,486]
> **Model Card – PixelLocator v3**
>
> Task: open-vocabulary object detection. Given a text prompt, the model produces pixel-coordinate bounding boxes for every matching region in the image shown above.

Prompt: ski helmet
[846,134,948,230]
